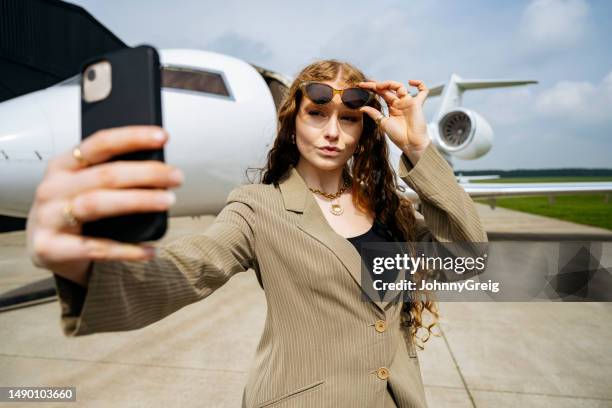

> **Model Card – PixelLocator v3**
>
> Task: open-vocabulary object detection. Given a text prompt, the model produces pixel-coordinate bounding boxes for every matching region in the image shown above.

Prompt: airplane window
[59,67,232,99]
[161,67,231,98]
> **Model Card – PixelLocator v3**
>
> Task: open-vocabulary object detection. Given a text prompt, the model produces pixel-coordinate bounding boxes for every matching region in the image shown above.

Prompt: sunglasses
[299,81,375,109]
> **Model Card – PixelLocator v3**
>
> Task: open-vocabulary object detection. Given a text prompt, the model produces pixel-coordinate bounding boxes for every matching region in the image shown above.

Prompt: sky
[71,0,612,170]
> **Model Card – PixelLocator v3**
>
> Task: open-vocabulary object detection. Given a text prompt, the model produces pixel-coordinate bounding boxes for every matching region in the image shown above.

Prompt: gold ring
[72,146,91,167]
[375,114,386,127]
[63,201,80,227]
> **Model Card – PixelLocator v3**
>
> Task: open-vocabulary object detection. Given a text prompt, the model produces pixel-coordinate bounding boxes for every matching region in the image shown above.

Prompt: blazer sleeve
[397,143,488,243]
[52,186,257,337]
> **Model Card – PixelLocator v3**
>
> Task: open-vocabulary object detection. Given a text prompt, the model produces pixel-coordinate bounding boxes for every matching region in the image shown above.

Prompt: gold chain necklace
[308,174,351,216]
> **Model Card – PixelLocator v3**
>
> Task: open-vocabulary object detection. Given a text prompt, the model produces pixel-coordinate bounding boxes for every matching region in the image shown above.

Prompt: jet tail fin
[428,74,538,120]
[454,79,537,90]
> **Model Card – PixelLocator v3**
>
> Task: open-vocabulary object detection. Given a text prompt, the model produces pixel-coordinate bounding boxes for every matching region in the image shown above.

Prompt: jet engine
[436,108,493,160]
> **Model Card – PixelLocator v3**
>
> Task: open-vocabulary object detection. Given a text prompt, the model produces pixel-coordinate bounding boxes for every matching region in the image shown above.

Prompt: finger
[38,189,176,229]
[359,106,385,124]
[357,81,377,91]
[376,80,406,93]
[359,82,399,107]
[408,79,429,103]
[396,86,409,98]
[49,126,168,172]
[377,80,412,99]
[380,89,400,106]
[73,189,176,222]
[359,81,399,105]
[361,81,406,106]
[33,230,157,264]
[408,79,427,89]
[38,161,184,201]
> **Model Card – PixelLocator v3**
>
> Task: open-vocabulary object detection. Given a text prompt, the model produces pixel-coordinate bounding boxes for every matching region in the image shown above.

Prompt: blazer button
[374,320,386,333]
[376,367,390,380]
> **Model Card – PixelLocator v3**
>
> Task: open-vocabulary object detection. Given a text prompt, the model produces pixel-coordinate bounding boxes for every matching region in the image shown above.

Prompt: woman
[26,59,487,407]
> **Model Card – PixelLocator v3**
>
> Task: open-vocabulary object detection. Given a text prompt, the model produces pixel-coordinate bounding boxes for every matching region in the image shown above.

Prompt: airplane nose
[0,89,61,217]
[0,93,51,161]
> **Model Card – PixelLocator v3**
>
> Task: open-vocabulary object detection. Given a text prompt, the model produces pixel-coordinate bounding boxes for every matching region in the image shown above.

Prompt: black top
[346,220,400,299]
[346,220,394,248]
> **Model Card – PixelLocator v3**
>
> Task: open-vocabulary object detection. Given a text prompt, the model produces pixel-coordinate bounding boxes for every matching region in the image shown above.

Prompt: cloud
[603,71,612,96]
[319,9,423,77]
[465,87,537,127]
[534,70,612,123]
[205,32,274,66]
[517,0,590,53]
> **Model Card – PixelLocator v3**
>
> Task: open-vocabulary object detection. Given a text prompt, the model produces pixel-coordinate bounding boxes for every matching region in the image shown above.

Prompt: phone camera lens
[87,69,96,81]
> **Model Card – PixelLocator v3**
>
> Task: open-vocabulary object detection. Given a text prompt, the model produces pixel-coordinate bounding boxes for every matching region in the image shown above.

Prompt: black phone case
[80,45,167,243]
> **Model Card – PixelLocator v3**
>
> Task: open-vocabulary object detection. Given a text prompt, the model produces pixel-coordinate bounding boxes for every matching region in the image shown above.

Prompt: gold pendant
[330,203,343,216]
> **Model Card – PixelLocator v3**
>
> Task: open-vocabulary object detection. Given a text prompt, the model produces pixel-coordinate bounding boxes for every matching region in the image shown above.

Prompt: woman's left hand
[358,79,431,163]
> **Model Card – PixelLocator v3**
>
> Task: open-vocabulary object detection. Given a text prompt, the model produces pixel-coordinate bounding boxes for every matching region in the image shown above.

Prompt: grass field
[471,177,612,231]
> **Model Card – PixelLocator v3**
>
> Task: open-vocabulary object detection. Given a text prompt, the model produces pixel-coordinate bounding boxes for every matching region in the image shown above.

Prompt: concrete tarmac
[1,204,611,407]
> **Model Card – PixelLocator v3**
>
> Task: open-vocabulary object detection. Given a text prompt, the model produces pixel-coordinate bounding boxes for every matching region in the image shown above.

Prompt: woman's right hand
[26,126,183,287]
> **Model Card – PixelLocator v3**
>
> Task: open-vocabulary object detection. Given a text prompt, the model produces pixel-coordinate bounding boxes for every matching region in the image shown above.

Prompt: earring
[292,134,296,144]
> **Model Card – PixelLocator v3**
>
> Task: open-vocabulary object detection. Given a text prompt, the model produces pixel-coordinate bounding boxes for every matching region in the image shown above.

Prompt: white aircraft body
[1,49,611,218]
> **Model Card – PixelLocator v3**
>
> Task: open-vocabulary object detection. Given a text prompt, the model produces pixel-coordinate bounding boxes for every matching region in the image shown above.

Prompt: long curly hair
[248,59,439,347]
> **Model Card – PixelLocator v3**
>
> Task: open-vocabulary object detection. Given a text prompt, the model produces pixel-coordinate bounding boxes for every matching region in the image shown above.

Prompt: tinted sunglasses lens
[342,88,372,109]
[304,83,333,104]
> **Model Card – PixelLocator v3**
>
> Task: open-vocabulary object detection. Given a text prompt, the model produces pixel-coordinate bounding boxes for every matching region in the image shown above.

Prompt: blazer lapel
[278,166,387,313]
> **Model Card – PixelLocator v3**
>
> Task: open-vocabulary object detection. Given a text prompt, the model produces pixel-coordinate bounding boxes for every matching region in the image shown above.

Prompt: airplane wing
[460,181,612,199]
[456,175,500,183]
[401,181,612,201]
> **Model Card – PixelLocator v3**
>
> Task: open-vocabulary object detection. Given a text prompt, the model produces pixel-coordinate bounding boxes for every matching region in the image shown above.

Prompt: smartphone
[80,45,167,243]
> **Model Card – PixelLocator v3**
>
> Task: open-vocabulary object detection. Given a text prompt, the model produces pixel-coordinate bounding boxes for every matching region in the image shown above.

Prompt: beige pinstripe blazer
[54,143,487,408]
